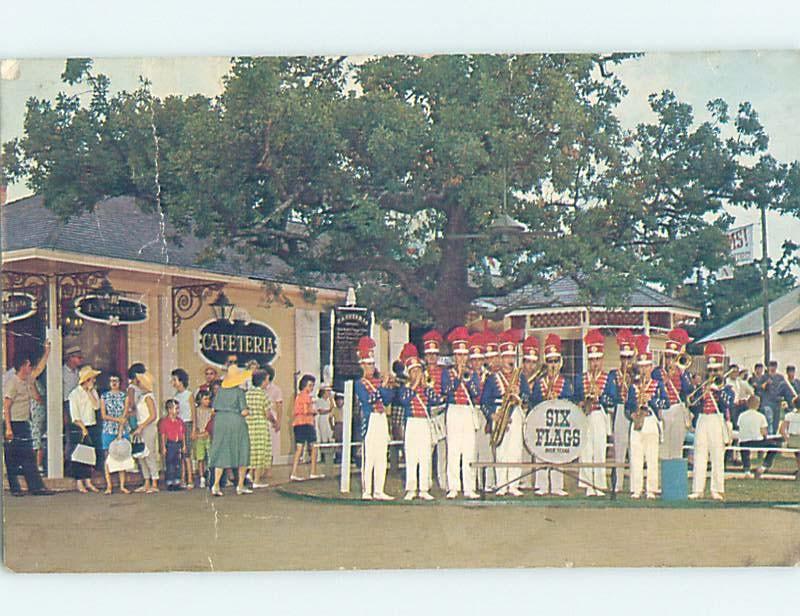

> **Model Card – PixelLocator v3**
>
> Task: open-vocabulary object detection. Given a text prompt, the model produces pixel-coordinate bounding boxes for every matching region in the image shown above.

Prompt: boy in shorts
[193,390,213,488]
[290,374,324,481]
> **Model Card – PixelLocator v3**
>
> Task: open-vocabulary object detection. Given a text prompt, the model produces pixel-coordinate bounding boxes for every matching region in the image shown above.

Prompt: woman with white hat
[68,365,103,493]
[131,371,160,493]
[209,365,253,496]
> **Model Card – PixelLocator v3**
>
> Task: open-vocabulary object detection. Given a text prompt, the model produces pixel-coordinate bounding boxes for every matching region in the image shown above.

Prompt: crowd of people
[4,334,800,501]
[3,344,294,496]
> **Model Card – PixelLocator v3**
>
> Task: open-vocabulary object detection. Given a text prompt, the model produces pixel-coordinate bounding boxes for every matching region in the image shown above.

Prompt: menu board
[332,306,372,380]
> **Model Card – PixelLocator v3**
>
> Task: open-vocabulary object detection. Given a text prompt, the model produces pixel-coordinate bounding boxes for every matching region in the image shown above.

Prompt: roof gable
[697,287,800,343]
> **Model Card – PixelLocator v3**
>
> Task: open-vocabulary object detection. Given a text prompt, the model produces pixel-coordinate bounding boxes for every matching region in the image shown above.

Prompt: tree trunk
[428,203,477,332]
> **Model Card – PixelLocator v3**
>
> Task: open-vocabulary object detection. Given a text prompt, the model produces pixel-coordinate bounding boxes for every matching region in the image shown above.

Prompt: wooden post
[46,277,64,478]
[339,379,354,493]
[760,203,771,364]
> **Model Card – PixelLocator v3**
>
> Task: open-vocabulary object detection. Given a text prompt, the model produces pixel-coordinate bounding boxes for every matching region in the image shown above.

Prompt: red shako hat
[422,330,443,354]
[447,326,470,355]
[584,329,605,360]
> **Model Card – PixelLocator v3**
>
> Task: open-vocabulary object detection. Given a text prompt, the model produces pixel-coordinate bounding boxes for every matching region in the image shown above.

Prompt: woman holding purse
[131,371,160,493]
[68,365,103,493]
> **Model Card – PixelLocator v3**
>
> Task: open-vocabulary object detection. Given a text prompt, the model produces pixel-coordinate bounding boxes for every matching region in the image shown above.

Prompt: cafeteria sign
[198,319,279,367]
[523,400,587,464]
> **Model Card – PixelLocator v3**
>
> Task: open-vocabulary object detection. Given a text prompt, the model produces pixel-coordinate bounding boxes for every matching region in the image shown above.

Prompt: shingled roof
[698,286,800,343]
[474,275,698,314]
[1,194,348,291]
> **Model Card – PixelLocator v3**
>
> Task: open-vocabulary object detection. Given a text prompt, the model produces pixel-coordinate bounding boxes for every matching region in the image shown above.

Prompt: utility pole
[760,203,771,364]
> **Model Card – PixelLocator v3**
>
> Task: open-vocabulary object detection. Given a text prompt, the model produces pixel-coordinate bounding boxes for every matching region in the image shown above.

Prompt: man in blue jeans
[754,361,794,435]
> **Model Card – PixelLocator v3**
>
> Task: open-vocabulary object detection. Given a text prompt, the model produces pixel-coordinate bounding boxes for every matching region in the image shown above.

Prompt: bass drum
[523,400,587,464]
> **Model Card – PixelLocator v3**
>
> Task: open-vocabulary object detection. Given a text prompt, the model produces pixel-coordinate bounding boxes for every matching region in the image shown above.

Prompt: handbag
[71,436,97,466]
[131,435,149,459]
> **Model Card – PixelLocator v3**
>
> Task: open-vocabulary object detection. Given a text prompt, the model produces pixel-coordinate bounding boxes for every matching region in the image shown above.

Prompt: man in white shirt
[737,395,780,477]
[726,365,754,428]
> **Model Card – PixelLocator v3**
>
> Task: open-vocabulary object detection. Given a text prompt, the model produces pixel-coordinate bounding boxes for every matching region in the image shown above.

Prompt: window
[561,338,583,381]
[319,310,331,382]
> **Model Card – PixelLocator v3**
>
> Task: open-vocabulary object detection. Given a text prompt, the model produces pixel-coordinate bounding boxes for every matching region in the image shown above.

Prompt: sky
[2,52,799,263]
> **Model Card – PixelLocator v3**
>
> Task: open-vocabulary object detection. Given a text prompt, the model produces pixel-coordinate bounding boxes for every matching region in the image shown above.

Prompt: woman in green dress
[209,365,252,496]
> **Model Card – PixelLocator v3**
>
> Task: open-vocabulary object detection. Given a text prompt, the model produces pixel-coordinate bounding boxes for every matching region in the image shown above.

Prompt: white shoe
[688,492,700,500]
[594,489,605,497]
[290,475,306,482]
[534,488,547,496]
[585,488,596,497]
[630,492,641,499]
[236,487,253,495]
[509,488,524,497]
[374,492,394,501]
[446,490,458,499]
[711,491,724,501]
[464,491,480,499]
[646,492,657,500]
[362,492,373,500]
[309,473,326,480]
[404,491,416,501]
[495,488,508,497]
[418,491,434,501]
[552,489,568,497]
[199,477,206,488]
[252,482,270,489]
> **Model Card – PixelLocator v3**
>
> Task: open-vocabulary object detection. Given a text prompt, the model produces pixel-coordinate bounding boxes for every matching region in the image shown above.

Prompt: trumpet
[674,353,692,371]
[686,368,736,406]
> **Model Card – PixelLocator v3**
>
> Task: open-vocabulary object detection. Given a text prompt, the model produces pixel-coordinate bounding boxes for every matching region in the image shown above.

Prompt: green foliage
[3,55,798,330]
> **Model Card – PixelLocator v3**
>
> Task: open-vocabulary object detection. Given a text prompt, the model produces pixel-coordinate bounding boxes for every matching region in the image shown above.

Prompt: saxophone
[489,367,523,448]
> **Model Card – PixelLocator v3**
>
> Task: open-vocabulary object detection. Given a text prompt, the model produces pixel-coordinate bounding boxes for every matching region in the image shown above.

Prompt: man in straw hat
[574,329,614,497]
[444,327,481,499]
[625,335,668,499]
[355,336,396,500]
[396,342,442,500]
[688,342,735,500]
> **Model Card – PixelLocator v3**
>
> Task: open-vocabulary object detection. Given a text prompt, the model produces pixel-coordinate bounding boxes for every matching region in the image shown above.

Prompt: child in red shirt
[159,399,186,491]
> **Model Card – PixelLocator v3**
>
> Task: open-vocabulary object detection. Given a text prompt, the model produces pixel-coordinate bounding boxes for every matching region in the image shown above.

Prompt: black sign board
[332,306,372,380]
[198,319,279,367]
[2,292,37,324]
[75,295,148,326]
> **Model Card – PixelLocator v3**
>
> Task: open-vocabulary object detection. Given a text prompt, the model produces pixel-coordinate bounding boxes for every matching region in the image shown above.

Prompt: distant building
[472,276,701,378]
[697,287,800,370]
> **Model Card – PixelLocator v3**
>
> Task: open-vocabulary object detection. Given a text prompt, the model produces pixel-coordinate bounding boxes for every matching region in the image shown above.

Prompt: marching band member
[659,328,693,460]
[688,342,735,501]
[574,329,615,497]
[480,329,529,496]
[520,336,543,489]
[607,329,636,493]
[422,330,451,492]
[355,336,396,501]
[444,327,481,499]
[531,333,573,496]
[396,343,442,501]
[470,332,495,492]
[484,330,501,374]
[625,335,668,499]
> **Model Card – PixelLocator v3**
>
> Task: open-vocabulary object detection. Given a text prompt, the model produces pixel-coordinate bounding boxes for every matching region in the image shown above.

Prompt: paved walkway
[4,469,800,571]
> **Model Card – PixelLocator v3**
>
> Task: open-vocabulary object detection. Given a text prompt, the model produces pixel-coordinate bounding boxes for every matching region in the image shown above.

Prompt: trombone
[686,367,736,407]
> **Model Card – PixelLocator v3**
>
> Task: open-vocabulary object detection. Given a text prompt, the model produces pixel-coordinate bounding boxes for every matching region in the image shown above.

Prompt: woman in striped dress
[245,369,273,489]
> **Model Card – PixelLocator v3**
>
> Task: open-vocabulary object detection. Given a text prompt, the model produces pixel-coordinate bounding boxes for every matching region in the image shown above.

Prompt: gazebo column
[45,276,64,479]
